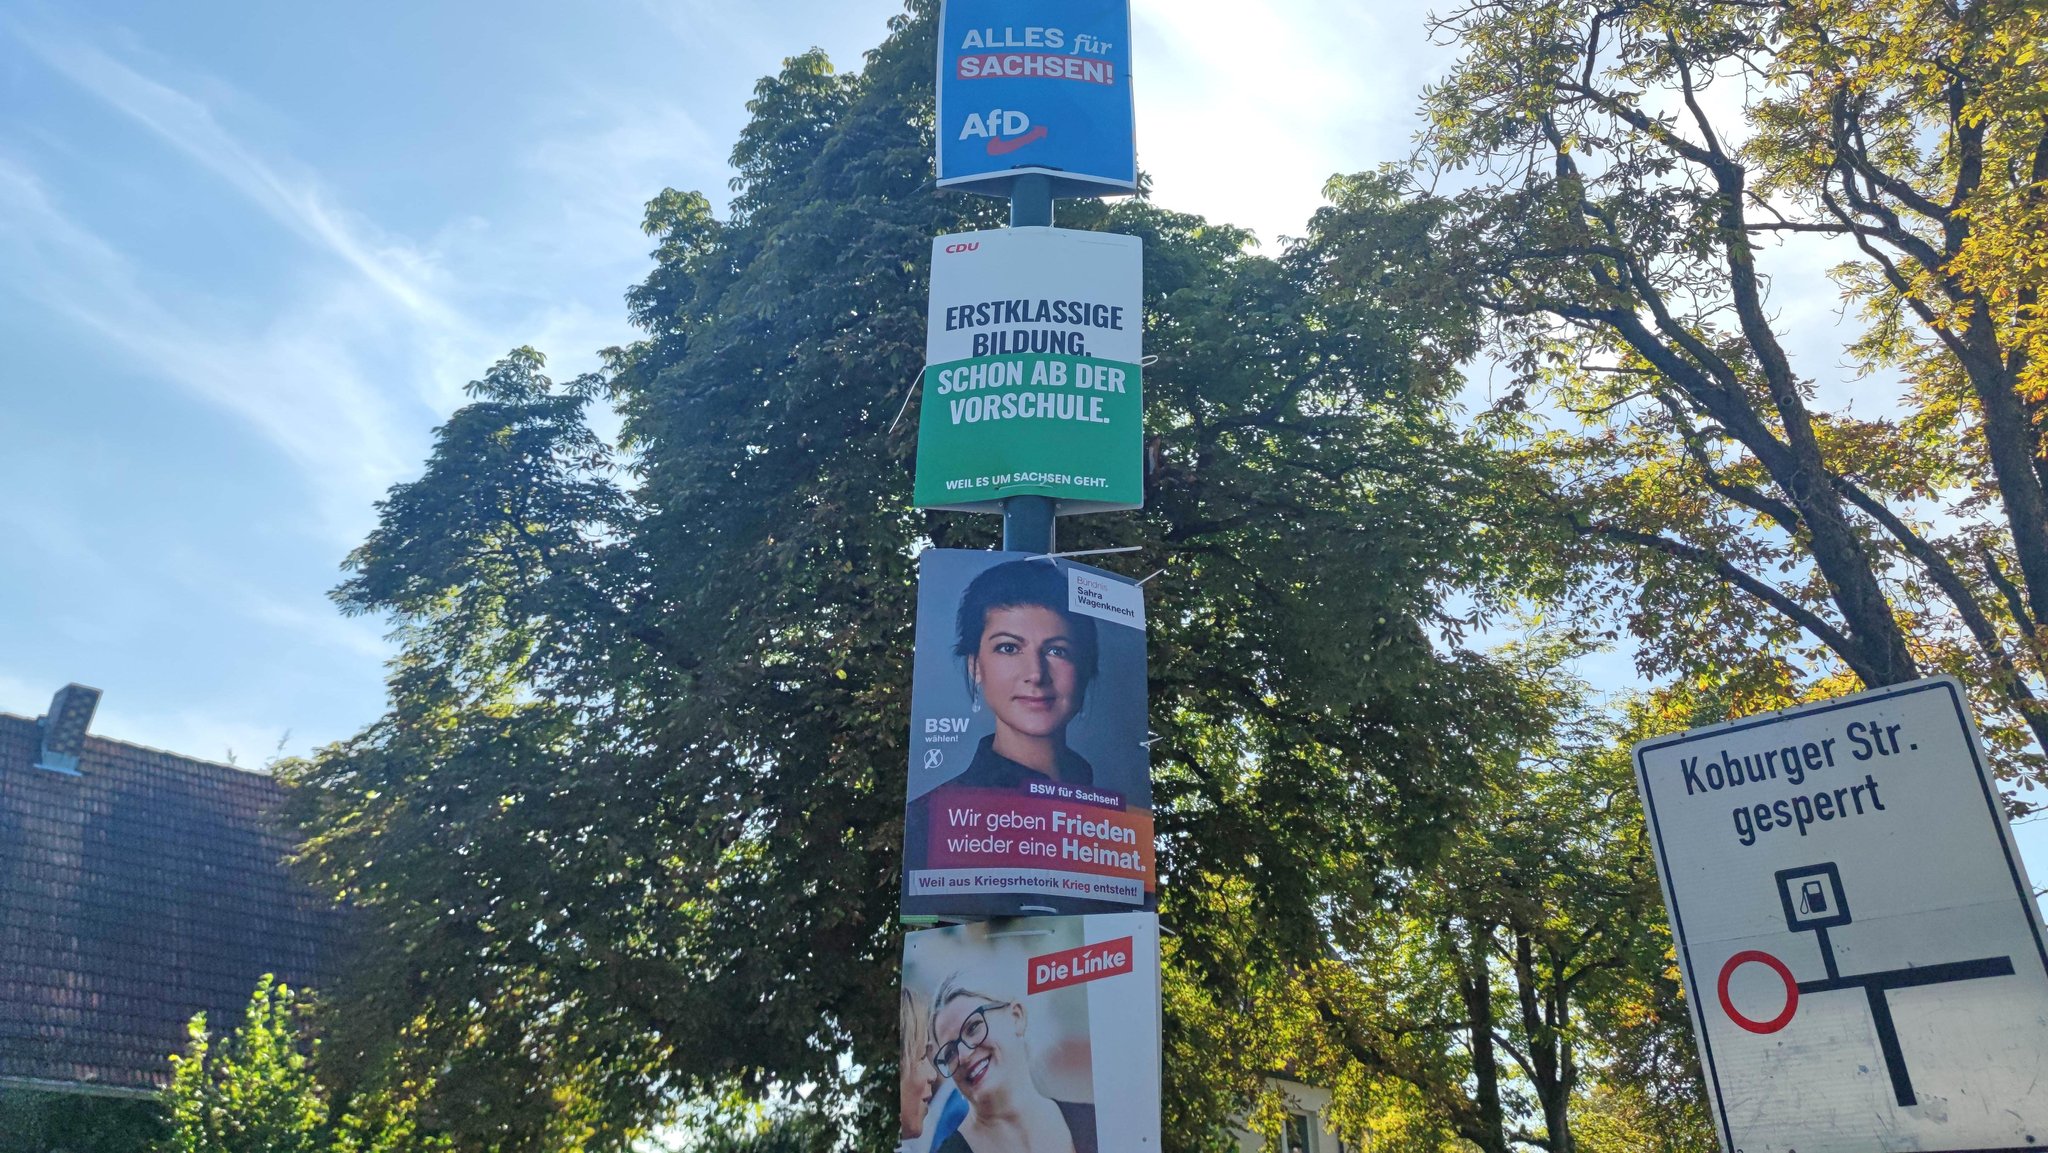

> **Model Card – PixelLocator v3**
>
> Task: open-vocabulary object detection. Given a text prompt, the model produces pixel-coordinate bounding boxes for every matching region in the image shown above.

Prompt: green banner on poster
[915,228,1143,513]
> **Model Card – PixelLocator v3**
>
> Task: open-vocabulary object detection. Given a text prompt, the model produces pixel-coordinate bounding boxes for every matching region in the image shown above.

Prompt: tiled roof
[0,711,334,1093]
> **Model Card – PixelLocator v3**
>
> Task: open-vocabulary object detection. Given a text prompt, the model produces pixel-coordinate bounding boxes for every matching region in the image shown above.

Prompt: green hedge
[0,1088,167,1153]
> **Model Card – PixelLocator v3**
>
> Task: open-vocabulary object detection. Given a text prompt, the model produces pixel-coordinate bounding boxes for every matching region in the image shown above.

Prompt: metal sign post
[1005,173,1056,554]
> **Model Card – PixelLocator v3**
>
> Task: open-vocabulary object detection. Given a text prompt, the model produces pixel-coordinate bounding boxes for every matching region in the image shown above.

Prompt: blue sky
[0,0,1455,763]
[0,1,888,758]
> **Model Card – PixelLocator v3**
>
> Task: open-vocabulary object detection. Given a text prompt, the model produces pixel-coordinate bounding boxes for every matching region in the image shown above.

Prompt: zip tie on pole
[1025,545,1144,563]
[1140,355,1160,367]
[886,363,928,436]
[1136,567,1168,586]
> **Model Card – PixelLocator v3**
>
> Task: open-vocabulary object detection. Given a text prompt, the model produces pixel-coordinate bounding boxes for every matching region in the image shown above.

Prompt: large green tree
[1408,0,2048,777]
[1200,656,1716,1153]
[286,5,1553,1150]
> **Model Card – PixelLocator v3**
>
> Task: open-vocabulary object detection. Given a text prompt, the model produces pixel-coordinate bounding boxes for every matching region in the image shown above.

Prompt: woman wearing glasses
[927,972,1096,1153]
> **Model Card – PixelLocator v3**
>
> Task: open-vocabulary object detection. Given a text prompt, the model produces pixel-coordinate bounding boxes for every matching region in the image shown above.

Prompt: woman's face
[970,605,1083,739]
[899,1031,938,1138]
[934,996,1024,1106]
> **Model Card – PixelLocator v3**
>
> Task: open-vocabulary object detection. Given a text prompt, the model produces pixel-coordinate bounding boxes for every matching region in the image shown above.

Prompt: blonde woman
[928,973,1095,1153]
[901,987,943,1151]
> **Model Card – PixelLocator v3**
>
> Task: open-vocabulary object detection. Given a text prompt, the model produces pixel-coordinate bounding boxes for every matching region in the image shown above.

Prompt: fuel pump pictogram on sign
[1716,862,2016,1107]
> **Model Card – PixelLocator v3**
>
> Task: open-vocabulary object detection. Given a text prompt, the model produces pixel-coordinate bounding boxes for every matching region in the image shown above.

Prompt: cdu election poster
[898,913,1161,1153]
[935,0,1137,195]
[914,228,1143,514]
[902,549,1154,920]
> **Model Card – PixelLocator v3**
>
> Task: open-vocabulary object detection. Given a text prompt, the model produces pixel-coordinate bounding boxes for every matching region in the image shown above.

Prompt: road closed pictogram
[1635,677,2048,1153]
[1717,950,1799,1034]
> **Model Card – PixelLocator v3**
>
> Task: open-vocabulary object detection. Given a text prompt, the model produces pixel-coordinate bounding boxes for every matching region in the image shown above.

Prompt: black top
[950,734,1094,789]
[933,1100,1098,1153]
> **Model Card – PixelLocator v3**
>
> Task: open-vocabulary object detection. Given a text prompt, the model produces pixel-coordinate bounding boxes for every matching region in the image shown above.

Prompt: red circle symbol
[1718,950,1799,1034]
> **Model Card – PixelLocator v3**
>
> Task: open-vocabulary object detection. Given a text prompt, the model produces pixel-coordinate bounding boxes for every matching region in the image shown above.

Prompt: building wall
[1232,1078,1346,1153]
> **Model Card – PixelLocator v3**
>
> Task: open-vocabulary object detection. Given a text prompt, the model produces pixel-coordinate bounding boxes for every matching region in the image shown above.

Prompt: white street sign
[1635,677,2048,1153]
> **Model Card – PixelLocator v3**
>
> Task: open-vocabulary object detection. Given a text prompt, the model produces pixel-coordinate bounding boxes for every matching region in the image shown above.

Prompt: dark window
[1267,1112,1313,1153]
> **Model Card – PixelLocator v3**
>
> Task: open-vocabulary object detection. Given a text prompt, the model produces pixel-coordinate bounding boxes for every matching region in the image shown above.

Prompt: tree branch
[1836,100,1951,223]
[1654,392,1803,530]
[1983,545,2038,640]
[1829,478,2048,744]
[1591,522,1879,682]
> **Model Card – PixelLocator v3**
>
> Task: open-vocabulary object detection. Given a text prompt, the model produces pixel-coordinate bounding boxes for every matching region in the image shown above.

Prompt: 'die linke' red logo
[960,109,1048,157]
[1028,937,1134,994]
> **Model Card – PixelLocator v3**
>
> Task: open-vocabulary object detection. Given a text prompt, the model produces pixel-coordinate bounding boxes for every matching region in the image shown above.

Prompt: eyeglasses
[934,1002,1013,1079]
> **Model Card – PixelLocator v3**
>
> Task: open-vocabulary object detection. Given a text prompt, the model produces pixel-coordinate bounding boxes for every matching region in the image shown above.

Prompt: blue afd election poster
[936,0,1137,195]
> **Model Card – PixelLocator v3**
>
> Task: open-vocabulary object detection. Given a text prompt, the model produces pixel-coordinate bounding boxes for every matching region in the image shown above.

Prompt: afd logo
[924,716,972,734]
[959,108,1049,156]
[944,242,980,254]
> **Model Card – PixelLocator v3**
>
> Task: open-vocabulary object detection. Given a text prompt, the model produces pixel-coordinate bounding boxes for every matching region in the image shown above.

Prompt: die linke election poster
[935,0,1137,194]
[902,549,1153,920]
[899,914,1160,1153]
[914,228,1143,514]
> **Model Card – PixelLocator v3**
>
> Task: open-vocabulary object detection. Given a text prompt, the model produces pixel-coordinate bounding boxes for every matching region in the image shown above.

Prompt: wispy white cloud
[148,539,393,663]
[5,15,583,433]
[0,13,634,537]
[0,14,674,757]
[525,92,716,230]
[19,19,688,409]
[240,593,391,663]
[635,0,801,71]
[0,670,52,719]
[0,475,117,576]
[0,158,419,540]
[0,12,685,758]
[13,22,462,332]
